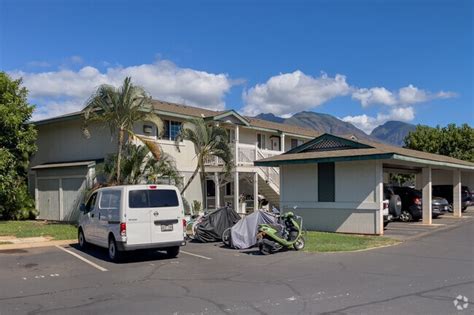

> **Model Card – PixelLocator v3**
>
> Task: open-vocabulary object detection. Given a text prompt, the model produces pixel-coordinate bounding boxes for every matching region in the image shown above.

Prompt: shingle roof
[255,133,474,169]
[151,100,319,137]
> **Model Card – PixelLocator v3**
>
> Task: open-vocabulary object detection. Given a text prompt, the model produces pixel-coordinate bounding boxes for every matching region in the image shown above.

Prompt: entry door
[270,137,280,151]
[37,179,60,220]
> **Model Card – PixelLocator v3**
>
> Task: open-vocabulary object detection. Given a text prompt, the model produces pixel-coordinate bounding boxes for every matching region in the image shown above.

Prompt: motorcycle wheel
[293,236,305,251]
[222,228,232,248]
[259,242,272,255]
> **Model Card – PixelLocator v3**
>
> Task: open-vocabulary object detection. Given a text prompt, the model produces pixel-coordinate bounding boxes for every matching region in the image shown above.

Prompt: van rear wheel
[108,237,122,262]
[166,246,180,258]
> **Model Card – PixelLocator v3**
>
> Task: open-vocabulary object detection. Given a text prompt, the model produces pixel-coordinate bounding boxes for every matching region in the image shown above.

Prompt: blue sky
[1,0,472,133]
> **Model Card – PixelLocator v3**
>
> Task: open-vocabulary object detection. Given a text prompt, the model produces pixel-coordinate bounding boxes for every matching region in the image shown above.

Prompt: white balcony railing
[203,142,282,191]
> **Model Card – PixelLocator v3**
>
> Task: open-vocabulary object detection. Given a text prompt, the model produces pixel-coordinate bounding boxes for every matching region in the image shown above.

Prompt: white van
[78,185,186,261]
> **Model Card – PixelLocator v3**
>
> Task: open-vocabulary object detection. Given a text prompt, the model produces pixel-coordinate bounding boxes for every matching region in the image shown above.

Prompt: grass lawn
[304,231,399,252]
[0,221,77,240]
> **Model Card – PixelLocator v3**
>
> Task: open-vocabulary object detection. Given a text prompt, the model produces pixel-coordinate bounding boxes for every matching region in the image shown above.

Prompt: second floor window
[162,120,182,141]
[257,133,266,149]
[291,138,304,149]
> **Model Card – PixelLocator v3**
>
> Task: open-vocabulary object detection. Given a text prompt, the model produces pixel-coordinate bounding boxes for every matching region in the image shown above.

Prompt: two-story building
[29,100,318,221]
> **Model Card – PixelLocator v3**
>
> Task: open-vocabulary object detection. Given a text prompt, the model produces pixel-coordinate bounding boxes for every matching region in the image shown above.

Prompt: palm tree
[82,77,162,183]
[100,143,182,186]
[176,118,233,206]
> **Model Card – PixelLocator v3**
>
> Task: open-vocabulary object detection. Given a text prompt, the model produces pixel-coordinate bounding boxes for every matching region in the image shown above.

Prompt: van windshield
[129,189,179,208]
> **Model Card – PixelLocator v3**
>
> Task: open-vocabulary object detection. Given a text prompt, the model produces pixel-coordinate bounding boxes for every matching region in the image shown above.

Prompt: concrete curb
[0,239,77,251]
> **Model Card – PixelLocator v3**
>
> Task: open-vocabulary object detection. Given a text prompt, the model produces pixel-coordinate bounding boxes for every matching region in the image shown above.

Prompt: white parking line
[181,250,212,260]
[55,245,108,272]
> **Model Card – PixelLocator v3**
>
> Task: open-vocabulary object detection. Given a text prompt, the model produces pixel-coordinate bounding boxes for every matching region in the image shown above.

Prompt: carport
[30,161,96,222]
[255,134,474,235]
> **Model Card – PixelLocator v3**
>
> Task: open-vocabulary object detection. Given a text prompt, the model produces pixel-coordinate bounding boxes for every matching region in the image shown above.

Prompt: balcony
[204,143,283,167]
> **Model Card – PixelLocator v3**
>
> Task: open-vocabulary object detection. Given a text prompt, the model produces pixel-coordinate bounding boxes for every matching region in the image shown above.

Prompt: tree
[0,72,37,219]
[83,77,163,183]
[175,118,233,206]
[99,143,182,186]
[404,124,474,162]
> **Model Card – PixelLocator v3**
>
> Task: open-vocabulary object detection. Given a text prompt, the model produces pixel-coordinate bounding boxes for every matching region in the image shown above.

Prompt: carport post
[422,167,432,225]
[375,161,384,235]
[453,169,462,217]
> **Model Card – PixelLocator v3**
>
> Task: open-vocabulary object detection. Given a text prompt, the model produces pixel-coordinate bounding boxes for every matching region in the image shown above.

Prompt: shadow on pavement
[68,243,177,264]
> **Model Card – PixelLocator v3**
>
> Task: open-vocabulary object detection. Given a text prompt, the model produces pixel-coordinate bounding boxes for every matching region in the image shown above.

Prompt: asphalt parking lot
[0,213,473,315]
[384,207,474,240]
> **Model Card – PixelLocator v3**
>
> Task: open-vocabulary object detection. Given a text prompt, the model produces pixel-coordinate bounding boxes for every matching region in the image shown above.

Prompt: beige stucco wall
[280,160,382,234]
[31,119,118,167]
[428,169,474,188]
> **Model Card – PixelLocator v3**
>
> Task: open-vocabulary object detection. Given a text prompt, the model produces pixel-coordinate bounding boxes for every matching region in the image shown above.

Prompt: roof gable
[209,110,250,126]
[285,133,373,154]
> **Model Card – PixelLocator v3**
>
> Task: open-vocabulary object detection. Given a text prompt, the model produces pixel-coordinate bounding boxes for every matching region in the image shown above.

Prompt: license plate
[161,224,173,232]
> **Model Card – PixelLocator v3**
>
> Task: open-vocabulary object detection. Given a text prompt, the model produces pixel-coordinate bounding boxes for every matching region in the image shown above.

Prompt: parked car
[390,186,448,221]
[78,185,186,262]
[432,185,471,211]
[383,186,401,226]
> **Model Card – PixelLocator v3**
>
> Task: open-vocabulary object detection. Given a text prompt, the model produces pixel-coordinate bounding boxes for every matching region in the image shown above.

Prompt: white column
[415,173,423,190]
[214,172,220,209]
[234,126,239,165]
[422,167,432,225]
[375,161,384,235]
[281,133,285,152]
[253,172,259,212]
[453,169,462,217]
[234,171,239,213]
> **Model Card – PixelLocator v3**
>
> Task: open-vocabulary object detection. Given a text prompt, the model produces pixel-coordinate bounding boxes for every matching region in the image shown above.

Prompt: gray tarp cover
[231,210,278,249]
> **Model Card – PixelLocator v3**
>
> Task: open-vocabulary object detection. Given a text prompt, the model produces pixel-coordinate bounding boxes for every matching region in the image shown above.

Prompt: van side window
[85,193,98,213]
[129,190,179,208]
[99,190,121,210]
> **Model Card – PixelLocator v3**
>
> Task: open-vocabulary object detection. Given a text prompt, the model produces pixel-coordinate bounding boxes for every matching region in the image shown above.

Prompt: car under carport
[254,134,474,235]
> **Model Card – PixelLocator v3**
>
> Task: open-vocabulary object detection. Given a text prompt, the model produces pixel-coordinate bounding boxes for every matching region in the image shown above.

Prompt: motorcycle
[256,212,305,255]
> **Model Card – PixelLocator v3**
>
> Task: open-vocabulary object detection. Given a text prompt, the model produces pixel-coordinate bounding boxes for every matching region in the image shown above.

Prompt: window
[291,138,304,149]
[99,190,121,210]
[85,192,98,212]
[206,180,216,197]
[257,133,266,149]
[162,120,182,141]
[129,189,179,208]
[318,162,335,202]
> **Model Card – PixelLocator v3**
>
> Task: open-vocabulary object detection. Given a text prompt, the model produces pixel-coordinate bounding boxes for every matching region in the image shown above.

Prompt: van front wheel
[166,246,180,258]
[78,229,87,249]
[108,237,122,262]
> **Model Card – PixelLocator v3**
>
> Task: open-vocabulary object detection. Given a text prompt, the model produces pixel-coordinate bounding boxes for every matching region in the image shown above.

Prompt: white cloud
[10,59,234,121]
[242,71,351,116]
[342,106,415,134]
[352,84,456,107]
[352,87,397,107]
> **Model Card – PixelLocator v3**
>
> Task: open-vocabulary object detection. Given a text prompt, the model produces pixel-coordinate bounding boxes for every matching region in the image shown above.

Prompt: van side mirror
[79,203,86,213]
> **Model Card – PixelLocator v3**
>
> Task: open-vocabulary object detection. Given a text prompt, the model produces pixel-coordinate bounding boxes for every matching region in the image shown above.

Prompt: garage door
[37,179,60,220]
[62,178,86,221]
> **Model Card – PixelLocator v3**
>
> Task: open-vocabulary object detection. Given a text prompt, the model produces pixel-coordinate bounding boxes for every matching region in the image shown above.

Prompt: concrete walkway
[0,236,75,250]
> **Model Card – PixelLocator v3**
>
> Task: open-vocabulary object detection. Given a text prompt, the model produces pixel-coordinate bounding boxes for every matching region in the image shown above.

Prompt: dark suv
[432,185,471,211]
[390,186,449,221]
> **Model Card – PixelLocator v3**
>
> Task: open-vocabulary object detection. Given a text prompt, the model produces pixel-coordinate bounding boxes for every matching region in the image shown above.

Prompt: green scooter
[256,212,305,255]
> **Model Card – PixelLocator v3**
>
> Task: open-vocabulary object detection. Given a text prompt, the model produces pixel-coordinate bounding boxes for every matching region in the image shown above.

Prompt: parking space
[384,206,474,240]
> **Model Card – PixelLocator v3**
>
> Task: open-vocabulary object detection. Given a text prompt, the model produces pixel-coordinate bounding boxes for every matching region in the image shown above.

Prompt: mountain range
[254,112,416,146]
